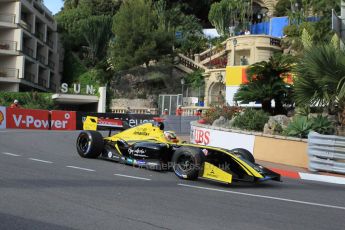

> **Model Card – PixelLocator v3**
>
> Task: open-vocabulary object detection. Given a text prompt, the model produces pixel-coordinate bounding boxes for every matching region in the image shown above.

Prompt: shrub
[284,115,335,138]
[203,105,240,124]
[0,92,56,110]
[311,115,334,135]
[283,116,313,138]
[232,109,269,131]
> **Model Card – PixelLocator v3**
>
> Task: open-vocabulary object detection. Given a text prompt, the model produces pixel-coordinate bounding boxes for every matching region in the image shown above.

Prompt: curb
[269,167,345,185]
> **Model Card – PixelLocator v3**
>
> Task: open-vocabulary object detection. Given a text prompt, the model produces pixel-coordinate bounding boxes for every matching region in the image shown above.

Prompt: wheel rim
[77,134,90,153]
[176,155,195,172]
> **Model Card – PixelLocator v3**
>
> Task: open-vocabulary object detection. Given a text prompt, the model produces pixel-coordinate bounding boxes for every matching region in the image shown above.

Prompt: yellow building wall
[225,66,248,86]
[253,136,308,168]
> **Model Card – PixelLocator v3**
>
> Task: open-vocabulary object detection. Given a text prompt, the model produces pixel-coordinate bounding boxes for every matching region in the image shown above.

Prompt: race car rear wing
[83,116,127,135]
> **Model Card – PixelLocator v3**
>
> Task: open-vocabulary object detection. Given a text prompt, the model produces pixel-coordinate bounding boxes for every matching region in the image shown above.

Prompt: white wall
[190,125,256,153]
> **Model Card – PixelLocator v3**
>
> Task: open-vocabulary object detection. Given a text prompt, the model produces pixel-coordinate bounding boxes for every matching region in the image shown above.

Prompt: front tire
[231,148,255,163]
[76,131,104,158]
[172,147,205,180]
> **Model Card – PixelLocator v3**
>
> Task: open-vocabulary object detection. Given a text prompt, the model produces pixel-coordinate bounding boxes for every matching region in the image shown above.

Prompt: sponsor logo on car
[128,148,148,158]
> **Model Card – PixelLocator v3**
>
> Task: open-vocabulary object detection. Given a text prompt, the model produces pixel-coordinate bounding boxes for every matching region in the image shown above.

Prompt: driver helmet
[164,131,178,142]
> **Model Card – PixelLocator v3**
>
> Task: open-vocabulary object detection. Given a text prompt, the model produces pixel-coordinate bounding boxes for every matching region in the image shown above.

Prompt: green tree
[109,0,173,71]
[63,0,122,15]
[80,15,113,65]
[275,0,291,17]
[234,53,295,114]
[56,4,91,49]
[208,0,252,36]
[282,0,341,54]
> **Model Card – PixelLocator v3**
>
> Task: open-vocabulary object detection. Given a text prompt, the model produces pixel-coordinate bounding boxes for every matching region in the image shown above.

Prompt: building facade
[0,0,62,92]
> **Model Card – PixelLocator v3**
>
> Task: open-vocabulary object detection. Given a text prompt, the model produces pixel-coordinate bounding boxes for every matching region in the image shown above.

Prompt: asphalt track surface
[0,130,345,230]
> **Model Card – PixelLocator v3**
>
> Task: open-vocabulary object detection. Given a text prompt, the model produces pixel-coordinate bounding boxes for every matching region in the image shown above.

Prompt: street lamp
[180,78,185,106]
[232,38,237,66]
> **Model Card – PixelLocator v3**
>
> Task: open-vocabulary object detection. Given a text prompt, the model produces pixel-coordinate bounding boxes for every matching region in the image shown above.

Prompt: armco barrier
[308,132,345,174]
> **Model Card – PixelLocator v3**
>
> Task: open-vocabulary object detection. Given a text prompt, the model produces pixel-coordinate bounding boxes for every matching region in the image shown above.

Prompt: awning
[52,94,99,105]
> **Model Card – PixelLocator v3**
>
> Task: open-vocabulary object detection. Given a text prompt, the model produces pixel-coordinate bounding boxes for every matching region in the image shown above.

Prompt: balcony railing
[270,38,281,47]
[37,53,46,64]
[38,77,47,87]
[48,60,55,70]
[0,14,15,24]
[23,46,34,58]
[50,82,57,92]
[47,39,54,49]
[24,71,35,82]
[19,20,32,32]
[0,68,19,78]
[0,40,17,51]
[35,31,44,41]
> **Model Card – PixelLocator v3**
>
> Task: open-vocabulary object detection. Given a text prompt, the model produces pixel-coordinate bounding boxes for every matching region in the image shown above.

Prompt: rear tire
[76,131,104,158]
[172,147,205,180]
[231,148,255,163]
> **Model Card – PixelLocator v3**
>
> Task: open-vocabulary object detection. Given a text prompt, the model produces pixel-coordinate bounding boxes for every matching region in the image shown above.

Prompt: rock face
[263,115,291,135]
[212,116,228,127]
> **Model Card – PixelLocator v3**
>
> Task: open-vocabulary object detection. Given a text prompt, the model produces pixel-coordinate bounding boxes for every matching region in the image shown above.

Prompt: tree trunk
[262,100,272,114]
[273,99,285,115]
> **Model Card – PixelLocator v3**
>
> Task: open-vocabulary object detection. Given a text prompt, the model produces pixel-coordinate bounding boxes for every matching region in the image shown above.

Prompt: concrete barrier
[191,121,308,168]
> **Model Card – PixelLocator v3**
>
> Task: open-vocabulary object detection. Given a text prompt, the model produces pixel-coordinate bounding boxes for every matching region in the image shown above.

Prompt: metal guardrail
[0,14,15,24]
[308,131,345,174]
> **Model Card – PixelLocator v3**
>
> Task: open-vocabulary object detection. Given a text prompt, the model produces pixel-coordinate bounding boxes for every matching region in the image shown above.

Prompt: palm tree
[293,44,345,119]
[234,53,295,114]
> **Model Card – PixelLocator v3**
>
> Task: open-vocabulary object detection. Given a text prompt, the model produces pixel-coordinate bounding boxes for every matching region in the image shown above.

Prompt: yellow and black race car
[76,116,281,184]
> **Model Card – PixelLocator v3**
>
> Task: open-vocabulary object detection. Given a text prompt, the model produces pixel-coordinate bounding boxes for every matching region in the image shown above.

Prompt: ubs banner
[76,112,155,130]
[190,125,255,153]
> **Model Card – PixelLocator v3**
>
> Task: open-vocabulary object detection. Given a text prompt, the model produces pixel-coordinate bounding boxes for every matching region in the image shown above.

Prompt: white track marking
[114,173,151,181]
[29,158,53,164]
[178,183,345,211]
[299,173,345,185]
[2,152,21,157]
[66,166,95,172]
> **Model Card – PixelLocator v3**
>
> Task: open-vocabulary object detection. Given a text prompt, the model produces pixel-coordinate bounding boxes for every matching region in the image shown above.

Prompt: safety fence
[0,106,197,134]
[163,115,199,134]
[308,132,345,174]
[0,106,155,131]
